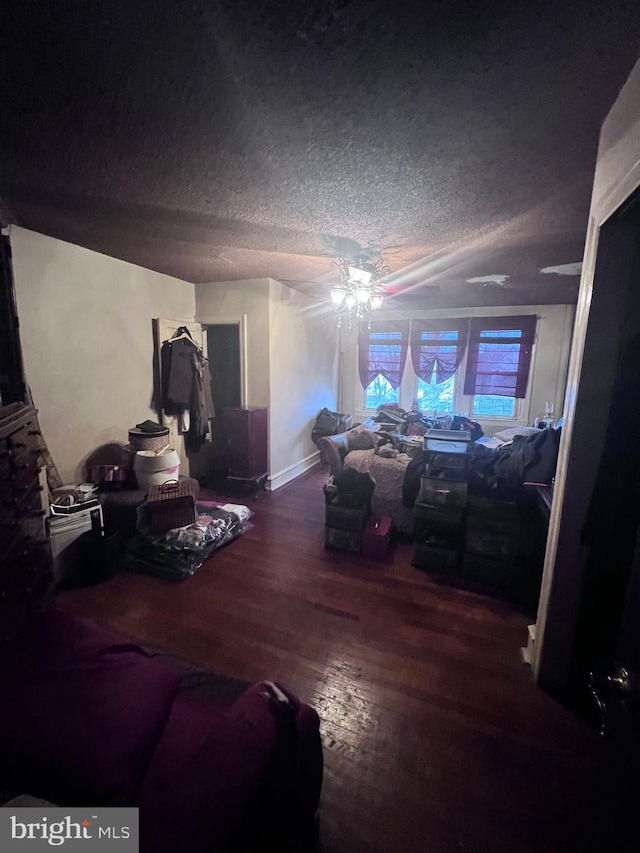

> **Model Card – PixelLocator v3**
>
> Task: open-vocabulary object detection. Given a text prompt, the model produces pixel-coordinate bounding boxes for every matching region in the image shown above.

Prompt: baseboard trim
[267,450,321,491]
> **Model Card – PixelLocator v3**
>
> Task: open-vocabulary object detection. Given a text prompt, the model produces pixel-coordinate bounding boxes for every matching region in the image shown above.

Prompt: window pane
[417,371,455,413]
[365,374,398,409]
[477,342,520,373]
[479,329,522,339]
[420,330,459,342]
[371,332,403,341]
[472,395,516,417]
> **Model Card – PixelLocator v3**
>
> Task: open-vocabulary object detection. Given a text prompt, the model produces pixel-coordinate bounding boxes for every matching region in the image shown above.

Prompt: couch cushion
[139,682,307,852]
[0,607,182,806]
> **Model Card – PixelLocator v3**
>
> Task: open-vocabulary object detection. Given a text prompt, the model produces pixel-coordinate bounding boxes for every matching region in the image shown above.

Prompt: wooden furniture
[224,406,268,492]
[0,403,51,638]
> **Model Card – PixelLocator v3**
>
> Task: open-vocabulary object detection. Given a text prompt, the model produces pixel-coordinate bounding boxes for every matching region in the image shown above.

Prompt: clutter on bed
[370,406,484,442]
[467,425,561,495]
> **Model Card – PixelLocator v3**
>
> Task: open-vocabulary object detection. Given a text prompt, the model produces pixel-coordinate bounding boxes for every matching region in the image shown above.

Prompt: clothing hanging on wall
[160,329,215,451]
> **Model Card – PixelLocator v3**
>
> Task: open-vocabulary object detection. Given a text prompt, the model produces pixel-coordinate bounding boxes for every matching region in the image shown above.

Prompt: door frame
[196,314,248,407]
[533,63,640,692]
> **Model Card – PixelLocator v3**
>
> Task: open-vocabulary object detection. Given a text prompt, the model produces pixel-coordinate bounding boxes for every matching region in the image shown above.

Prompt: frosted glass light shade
[356,286,370,305]
[348,266,372,285]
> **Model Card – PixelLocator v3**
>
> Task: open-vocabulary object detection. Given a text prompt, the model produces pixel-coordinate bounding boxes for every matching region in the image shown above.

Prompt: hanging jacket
[161,338,198,414]
[186,352,215,452]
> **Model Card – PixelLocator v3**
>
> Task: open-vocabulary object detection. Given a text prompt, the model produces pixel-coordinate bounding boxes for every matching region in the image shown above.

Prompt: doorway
[200,323,243,484]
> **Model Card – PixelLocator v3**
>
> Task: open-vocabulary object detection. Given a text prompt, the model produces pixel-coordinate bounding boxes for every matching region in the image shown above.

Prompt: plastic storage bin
[424,429,471,454]
[418,477,468,510]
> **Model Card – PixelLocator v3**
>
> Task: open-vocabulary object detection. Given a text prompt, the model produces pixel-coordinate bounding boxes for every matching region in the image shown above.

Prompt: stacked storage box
[463,496,535,588]
[324,478,371,552]
[411,430,471,573]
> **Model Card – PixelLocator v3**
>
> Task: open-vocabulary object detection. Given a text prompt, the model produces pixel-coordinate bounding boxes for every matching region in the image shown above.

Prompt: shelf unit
[411,441,469,574]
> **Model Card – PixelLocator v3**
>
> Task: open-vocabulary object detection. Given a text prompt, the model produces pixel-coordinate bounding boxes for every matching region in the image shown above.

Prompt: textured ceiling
[1,1,640,307]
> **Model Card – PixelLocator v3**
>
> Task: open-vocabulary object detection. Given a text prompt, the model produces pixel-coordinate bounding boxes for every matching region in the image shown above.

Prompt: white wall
[196,278,340,489]
[341,304,574,434]
[10,226,195,484]
[195,278,271,407]
[267,280,340,489]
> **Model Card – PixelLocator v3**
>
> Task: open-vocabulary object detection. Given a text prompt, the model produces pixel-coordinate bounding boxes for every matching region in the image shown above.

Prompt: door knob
[589,667,633,737]
[605,667,632,697]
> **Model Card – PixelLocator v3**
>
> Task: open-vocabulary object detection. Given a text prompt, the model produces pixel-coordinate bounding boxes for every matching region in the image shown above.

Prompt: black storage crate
[325,526,363,552]
[323,478,370,551]
[324,483,370,531]
[413,502,465,544]
[467,495,519,522]
[412,541,460,573]
[425,452,468,482]
[418,476,468,511]
[462,552,512,586]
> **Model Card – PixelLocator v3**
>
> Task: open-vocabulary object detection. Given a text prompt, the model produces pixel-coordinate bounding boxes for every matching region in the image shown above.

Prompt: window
[417,369,455,412]
[408,320,467,415]
[463,317,536,412]
[365,373,398,409]
[357,315,537,421]
[472,394,515,417]
[358,322,409,405]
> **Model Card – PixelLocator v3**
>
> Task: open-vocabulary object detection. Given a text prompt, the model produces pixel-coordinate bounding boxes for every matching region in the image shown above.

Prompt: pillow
[345,425,378,451]
[492,425,540,444]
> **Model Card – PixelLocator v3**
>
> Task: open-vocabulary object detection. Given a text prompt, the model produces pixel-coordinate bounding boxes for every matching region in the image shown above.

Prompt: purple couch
[0,606,322,852]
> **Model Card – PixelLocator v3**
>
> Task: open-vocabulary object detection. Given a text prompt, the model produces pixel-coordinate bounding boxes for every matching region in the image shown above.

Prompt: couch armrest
[139,680,322,852]
[317,433,348,478]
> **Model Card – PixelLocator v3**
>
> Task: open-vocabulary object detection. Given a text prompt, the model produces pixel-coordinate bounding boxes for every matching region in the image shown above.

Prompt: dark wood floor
[60,465,597,853]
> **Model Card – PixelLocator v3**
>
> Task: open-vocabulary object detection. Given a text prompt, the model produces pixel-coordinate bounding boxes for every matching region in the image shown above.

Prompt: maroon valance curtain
[409,319,469,384]
[358,321,410,390]
[463,315,537,398]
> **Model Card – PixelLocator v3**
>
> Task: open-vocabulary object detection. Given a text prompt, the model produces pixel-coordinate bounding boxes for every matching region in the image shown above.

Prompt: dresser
[224,406,268,491]
[0,403,51,639]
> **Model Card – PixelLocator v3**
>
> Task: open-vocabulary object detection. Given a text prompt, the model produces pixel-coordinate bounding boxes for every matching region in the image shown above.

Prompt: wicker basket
[145,479,196,533]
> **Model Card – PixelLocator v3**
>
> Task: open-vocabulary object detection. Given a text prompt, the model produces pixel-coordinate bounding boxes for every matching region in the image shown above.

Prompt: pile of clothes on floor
[125,502,253,581]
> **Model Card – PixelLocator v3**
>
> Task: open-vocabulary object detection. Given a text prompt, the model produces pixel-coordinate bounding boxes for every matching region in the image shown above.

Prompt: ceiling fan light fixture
[356,285,370,305]
[330,286,346,305]
[348,265,373,286]
[330,254,390,328]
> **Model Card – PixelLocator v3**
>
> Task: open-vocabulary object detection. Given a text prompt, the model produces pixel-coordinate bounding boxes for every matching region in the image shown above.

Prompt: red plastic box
[362,515,393,558]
